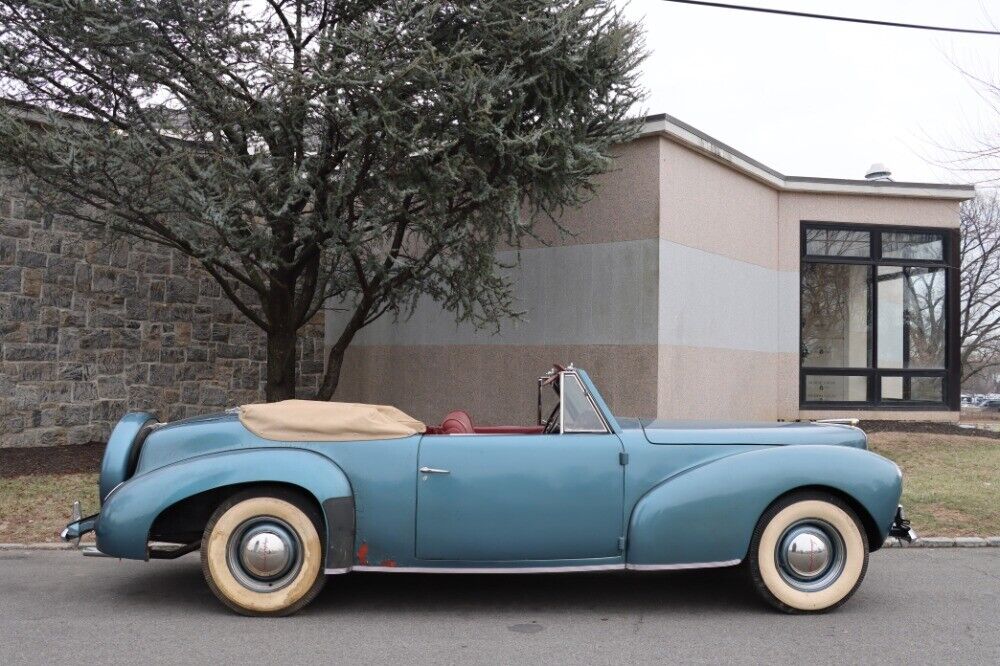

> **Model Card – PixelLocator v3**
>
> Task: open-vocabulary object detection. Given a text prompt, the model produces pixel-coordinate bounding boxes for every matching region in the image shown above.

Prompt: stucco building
[0,112,976,449]
[329,114,974,425]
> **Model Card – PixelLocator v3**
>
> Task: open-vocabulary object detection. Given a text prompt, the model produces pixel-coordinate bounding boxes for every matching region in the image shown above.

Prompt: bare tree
[906,266,946,368]
[960,193,1000,383]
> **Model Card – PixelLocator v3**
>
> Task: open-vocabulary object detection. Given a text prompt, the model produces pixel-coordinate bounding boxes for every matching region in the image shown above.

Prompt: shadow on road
[107,556,766,617]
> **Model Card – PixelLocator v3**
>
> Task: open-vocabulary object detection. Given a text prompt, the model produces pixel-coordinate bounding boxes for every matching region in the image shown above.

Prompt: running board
[148,541,201,560]
[78,541,200,559]
[82,546,111,558]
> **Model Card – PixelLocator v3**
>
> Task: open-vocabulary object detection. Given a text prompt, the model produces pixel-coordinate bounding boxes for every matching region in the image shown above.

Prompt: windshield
[537,368,607,433]
[561,373,607,432]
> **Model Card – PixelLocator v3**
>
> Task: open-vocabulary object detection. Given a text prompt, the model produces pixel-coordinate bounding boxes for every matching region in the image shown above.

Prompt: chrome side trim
[325,560,743,575]
[102,481,125,503]
[324,567,351,575]
[625,559,741,571]
[815,418,860,427]
[329,564,624,575]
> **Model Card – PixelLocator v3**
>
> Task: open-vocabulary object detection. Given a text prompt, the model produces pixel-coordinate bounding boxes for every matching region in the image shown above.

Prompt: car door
[415,373,625,562]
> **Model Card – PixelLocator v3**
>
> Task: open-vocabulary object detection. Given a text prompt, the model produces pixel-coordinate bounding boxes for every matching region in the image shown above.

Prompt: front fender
[96,447,354,567]
[626,445,902,566]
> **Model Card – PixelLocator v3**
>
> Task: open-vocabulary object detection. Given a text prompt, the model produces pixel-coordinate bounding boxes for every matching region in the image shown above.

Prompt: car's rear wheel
[201,488,326,616]
[747,491,869,613]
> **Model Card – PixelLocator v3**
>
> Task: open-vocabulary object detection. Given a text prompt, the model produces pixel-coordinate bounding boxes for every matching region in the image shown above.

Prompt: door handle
[419,467,450,475]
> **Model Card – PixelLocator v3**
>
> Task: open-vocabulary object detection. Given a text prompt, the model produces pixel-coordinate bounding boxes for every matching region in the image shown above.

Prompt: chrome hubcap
[783,528,832,578]
[775,520,845,592]
[239,527,294,579]
[227,517,303,593]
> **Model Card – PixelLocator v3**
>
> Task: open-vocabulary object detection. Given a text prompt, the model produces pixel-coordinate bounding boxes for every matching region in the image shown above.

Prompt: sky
[618,0,1000,186]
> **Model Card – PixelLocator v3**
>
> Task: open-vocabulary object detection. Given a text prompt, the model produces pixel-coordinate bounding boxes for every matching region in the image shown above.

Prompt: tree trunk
[265,326,298,402]
[316,343,346,401]
[317,300,371,401]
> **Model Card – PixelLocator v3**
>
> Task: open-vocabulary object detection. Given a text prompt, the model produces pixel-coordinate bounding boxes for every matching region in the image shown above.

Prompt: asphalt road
[1,549,997,665]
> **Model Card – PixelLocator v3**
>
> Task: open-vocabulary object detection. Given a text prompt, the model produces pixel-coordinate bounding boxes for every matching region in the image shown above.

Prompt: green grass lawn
[869,432,1000,537]
[0,473,98,543]
[0,432,997,543]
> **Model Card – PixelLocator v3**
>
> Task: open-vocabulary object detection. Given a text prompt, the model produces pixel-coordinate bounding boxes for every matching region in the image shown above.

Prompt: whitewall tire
[201,488,326,616]
[748,492,869,613]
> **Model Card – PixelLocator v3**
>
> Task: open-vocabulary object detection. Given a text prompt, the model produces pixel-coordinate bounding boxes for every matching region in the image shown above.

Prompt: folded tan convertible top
[239,400,426,442]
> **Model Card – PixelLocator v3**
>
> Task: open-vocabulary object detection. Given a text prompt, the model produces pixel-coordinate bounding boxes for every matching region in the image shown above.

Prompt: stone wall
[0,192,326,448]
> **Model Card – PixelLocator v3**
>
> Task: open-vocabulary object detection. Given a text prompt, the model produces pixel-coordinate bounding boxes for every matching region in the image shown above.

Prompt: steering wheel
[543,402,560,434]
[542,403,559,435]
[540,363,566,434]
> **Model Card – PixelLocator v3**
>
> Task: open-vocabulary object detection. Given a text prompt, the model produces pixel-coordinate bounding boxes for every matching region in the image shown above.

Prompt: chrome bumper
[60,500,99,547]
[888,504,917,543]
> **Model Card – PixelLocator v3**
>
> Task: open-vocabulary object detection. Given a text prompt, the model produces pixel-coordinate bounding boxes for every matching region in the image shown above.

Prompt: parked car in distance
[63,364,914,616]
[979,398,1000,411]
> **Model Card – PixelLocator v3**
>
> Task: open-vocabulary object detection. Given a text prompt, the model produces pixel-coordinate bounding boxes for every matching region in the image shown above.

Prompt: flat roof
[640,113,975,200]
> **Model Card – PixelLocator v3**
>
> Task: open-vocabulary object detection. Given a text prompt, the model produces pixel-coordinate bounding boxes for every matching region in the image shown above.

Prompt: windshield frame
[537,367,611,434]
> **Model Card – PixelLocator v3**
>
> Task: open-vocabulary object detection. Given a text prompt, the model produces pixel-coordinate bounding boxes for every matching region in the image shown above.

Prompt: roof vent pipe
[865,163,892,182]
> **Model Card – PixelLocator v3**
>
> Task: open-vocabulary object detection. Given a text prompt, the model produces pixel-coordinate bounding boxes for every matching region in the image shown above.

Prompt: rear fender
[96,447,354,567]
[100,412,158,502]
[626,445,902,566]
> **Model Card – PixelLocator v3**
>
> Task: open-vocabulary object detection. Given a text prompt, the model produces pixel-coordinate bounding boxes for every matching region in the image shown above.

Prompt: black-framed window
[800,222,959,410]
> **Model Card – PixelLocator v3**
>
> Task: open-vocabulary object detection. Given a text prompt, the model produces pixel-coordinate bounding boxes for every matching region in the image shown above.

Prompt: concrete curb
[882,536,1000,548]
[3,538,1000,552]
[0,542,92,551]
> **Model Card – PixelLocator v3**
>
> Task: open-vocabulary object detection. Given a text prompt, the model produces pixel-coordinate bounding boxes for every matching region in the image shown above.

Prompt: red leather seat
[440,410,474,434]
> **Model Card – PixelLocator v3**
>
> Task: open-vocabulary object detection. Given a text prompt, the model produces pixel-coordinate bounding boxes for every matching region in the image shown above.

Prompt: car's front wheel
[747,491,869,613]
[201,488,326,616]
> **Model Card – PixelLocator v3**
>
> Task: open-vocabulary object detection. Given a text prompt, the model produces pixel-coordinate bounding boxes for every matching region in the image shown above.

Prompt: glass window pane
[911,376,944,402]
[880,376,944,403]
[877,267,905,368]
[805,228,870,257]
[877,267,946,369]
[801,263,872,367]
[881,375,904,401]
[561,374,606,432]
[881,232,944,261]
[804,375,868,402]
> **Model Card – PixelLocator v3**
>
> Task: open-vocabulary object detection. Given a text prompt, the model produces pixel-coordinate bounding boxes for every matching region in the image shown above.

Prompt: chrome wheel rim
[774,519,845,592]
[226,516,303,593]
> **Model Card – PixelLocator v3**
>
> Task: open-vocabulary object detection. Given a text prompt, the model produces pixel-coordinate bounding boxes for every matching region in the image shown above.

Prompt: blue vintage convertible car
[63,364,914,616]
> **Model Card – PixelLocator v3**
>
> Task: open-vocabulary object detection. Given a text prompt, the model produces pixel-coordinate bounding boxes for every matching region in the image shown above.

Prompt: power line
[657,0,1000,36]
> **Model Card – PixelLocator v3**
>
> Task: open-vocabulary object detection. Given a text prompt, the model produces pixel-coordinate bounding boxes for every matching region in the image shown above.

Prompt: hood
[640,419,867,449]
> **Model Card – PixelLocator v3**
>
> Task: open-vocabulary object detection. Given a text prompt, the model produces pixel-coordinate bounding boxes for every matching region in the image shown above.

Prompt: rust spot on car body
[357,542,369,566]
[379,558,397,567]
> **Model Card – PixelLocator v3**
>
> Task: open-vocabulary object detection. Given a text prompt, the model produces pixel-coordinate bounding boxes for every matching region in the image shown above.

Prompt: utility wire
[657,0,1000,36]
